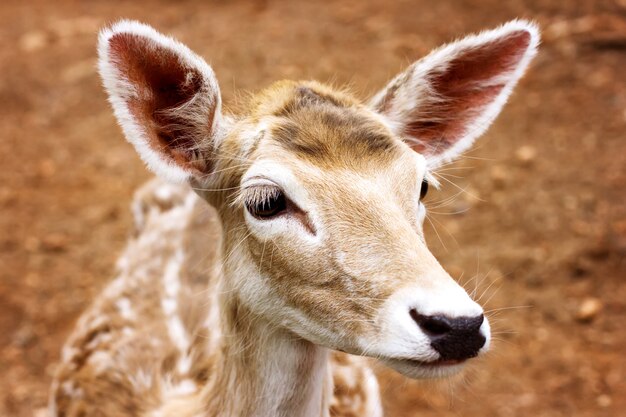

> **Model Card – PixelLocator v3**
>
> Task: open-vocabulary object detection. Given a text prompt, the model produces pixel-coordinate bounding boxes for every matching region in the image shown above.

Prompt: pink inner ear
[406,30,531,155]
[109,33,211,170]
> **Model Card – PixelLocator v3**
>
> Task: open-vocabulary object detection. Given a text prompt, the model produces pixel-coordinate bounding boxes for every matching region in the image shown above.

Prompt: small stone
[490,165,508,189]
[596,394,612,408]
[39,159,56,177]
[515,146,537,165]
[41,233,69,252]
[19,31,48,52]
[576,297,603,322]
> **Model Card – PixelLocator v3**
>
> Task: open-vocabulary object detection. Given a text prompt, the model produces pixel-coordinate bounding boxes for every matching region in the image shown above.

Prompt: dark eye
[420,179,429,200]
[246,189,288,219]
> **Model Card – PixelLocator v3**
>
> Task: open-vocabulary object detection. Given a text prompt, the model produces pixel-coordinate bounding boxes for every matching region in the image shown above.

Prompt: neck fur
[200,296,331,417]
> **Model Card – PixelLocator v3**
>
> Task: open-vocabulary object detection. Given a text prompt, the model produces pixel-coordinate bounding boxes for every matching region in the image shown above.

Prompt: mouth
[379,356,468,379]
[403,357,464,367]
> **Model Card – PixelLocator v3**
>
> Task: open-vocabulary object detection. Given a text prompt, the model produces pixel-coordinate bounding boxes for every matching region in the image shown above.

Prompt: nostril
[409,309,451,337]
[421,316,452,336]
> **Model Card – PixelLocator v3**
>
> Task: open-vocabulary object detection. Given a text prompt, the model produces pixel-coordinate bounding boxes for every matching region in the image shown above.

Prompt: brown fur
[53,19,538,417]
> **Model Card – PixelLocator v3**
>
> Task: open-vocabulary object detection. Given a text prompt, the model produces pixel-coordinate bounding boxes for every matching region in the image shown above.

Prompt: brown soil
[1,1,625,416]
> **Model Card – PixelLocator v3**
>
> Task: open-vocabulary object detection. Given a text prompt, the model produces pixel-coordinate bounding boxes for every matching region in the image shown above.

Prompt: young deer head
[99,20,538,380]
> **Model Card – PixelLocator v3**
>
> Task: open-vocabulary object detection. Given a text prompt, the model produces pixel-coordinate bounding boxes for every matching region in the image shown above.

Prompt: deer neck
[201,290,331,417]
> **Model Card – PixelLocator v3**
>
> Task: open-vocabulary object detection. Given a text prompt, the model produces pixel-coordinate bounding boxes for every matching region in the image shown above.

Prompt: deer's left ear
[98,20,227,183]
[369,20,539,168]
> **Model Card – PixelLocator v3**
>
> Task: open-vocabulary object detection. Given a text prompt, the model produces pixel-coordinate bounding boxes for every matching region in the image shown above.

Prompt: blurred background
[0,0,624,416]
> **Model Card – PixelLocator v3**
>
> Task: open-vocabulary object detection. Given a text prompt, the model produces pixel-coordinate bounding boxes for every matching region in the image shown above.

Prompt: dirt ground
[1,0,625,416]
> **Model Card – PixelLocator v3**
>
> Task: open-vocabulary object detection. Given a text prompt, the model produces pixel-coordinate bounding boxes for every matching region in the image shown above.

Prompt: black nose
[410,309,486,361]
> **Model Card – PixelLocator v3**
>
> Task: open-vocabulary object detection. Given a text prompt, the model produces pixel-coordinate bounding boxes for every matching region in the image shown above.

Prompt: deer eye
[420,179,429,200]
[245,187,288,219]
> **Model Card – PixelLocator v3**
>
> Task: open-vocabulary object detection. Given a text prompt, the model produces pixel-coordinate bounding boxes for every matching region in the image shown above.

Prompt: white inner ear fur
[370,19,540,169]
[98,20,224,183]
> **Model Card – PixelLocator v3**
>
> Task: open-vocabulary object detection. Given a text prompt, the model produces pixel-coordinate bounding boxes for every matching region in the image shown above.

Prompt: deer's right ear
[98,20,226,183]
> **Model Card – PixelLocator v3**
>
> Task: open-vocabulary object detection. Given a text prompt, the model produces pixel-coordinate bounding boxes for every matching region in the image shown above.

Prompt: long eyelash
[232,185,281,210]
[424,170,441,189]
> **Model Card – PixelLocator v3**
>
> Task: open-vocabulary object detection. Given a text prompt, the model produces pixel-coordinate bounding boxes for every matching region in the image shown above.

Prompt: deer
[50,19,539,417]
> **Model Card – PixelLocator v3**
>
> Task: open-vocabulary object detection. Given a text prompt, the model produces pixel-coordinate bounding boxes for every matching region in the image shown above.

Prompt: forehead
[250,81,404,170]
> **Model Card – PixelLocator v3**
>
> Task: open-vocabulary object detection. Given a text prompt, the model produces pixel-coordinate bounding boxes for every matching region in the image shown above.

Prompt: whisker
[432,172,485,202]
[426,213,460,248]
[480,283,503,307]
[475,268,497,303]
[426,208,470,216]
[425,214,447,251]
[484,305,532,314]
[426,189,467,210]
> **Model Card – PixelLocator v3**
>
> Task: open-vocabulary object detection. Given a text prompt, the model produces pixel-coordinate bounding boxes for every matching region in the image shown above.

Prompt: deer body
[51,20,538,417]
[52,179,380,417]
